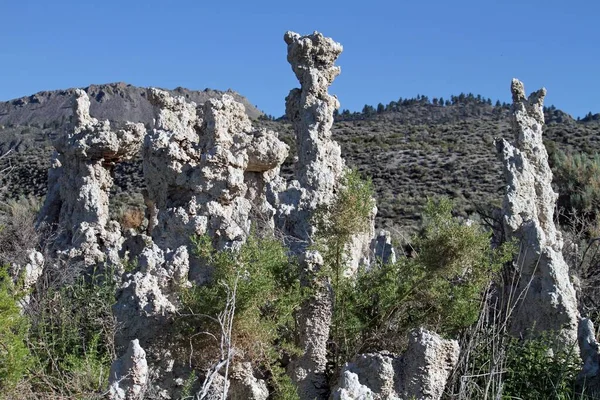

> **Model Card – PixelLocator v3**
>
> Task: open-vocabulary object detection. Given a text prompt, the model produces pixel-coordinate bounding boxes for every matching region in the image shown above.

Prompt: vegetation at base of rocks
[502,334,580,399]
[0,265,31,390]
[312,168,377,369]
[448,304,583,400]
[0,196,42,267]
[179,232,304,399]
[25,266,117,396]
[322,194,514,367]
[0,263,117,400]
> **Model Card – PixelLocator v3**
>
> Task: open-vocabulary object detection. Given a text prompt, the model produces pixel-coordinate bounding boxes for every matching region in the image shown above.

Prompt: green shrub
[410,198,513,334]
[329,197,513,362]
[550,148,600,228]
[0,265,31,390]
[180,233,304,399]
[25,266,118,396]
[312,169,376,366]
[504,333,580,399]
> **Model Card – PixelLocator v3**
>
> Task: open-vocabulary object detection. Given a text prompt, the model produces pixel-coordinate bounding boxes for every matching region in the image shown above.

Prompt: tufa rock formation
[370,230,397,265]
[35,30,462,400]
[496,79,579,344]
[276,30,345,247]
[108,339,149,400]
[577,318,600,395]
[36,89,145,265]
[112,88,288,397]
[277,31,349,400]
[332,329,460,400]
[143,88,287,256]
[228,362,270,400]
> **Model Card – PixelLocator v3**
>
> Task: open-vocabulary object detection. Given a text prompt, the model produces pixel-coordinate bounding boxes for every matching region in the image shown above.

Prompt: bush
[0,265,31,390]
[23,265,118,397]
[311,169,376,367]
[451,323,582,399]
[550,148,600,228]
[329,197,513,362]
[179,233,304,399]
[0,196,41,267]
[502,333,580,399]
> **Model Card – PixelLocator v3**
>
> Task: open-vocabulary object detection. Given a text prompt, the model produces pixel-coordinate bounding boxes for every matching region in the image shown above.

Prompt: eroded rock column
[277,31,345,400]
[37,89,145,265]
[497,78,579,344]
[278,31,345,246]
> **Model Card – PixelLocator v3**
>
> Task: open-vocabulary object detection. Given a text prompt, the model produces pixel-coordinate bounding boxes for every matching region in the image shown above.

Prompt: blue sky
[0,0,598,118]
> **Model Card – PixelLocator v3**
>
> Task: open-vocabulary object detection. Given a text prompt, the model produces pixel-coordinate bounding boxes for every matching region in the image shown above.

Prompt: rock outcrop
[36,89,145,265]
[496,79,579,344]
[112,88,288,397]
[577,318,600,395]
[370,230,397,265]
[277,30,380,400]
[115,88,288,341]
[332,329,460,400]
[228,362,269,400]
[277,31,346,400]
[108,339,149,400]
[143,88,288,257]
[276,31,345,247]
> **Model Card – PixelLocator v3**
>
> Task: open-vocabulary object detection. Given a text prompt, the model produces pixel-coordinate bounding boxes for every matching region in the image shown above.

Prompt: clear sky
[0,0,598,118]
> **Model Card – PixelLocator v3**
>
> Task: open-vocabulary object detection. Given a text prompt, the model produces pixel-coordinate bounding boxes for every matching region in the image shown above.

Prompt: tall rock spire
[497,78,579,345]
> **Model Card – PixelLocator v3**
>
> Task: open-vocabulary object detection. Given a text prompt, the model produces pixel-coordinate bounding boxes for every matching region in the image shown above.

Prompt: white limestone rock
[279,31,378,400]
[143,88,288,255]
[497,79,579,344]
[370,230,397,265]
[331,371,374,400]
[579,318,599,379]
[37,89,145,265]
[400,328,460,400]
[229,362,269,400]
[277,31,346,246]
[332,329,459,400]
[108,339,149,400]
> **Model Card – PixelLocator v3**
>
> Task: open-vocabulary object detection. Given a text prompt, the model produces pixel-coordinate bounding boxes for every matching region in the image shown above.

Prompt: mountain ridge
[0,82,264,127]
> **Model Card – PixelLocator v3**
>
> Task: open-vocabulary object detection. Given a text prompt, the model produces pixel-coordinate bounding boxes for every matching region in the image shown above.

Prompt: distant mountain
[0,82,263,127]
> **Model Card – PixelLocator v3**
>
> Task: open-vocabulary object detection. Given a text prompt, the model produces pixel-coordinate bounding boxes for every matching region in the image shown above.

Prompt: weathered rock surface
[332,329,459,400]
[108,339,149,400]
[289,250,333,400]
[278,31,346,400]
[228,362,269,400]
[332,371,375,400]
[113,88,288,398]
[370,230,397,265]
[496,79,579,344]
[143,88,288,256]
[18,249,44,290]
[276,31,345,247]
[400,328,460,399]
[36,89,145,264]
[577,318,600,395]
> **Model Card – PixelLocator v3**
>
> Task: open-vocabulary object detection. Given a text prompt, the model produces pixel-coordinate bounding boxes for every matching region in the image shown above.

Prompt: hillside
[0,82,263,127]
[2,88,600,234]
[263,98,600,232]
